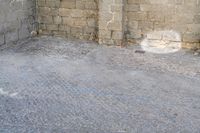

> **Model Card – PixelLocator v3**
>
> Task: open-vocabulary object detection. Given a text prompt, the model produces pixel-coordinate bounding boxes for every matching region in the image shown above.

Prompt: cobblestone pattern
[0,0,35,45]
[0,37,200,132]
[37,0,98,41]
[125,0,200,48]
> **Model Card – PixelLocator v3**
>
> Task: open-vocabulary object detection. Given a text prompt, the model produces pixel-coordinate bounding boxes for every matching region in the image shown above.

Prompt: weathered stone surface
[0,0,35,44]
[37,0,98,41]
[125,0,200,48]
[30,0,200,47]
[98,0,125,45]
[0,0,200,48]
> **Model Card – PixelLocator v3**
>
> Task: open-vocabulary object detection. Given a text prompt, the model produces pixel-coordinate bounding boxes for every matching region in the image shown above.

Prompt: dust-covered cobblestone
[0,36,200,133]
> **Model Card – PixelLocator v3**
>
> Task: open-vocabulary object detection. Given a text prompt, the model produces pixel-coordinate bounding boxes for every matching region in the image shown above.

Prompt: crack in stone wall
[106,0,115,29]
[98,0,124,45]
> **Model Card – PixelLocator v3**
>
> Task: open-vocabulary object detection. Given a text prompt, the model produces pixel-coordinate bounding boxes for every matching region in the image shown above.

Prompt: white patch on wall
[141,30,181,54]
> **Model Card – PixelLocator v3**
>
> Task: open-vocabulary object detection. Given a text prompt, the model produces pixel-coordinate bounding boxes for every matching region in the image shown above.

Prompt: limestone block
[59,8,71,17]
[99,30,111,39]
[112,31,123,40]
[37,0,46,7]
[53,16,62,24]
[58,25,70,33]
[147,31,162,40]
[46,24,58,31]
[62,17,74,26]
[60,0,76,9]
[85,2,98,10]
[183,33,200,43]
[87,19,96,27]
[74,19,87,27]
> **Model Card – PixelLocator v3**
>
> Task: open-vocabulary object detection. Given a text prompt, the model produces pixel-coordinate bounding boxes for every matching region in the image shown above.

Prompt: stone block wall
[0,0,200,48]
[37,0,98,40]
[98,0,125,45]
[125,0,200,48]
[0,0,35,45]
[36,0,200,48]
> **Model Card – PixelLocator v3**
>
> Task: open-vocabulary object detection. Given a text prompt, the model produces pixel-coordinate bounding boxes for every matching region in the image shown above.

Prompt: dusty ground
[0,36,200,133]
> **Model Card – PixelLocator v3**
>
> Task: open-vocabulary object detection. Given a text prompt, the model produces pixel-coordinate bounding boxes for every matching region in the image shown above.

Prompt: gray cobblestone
[0,36,200,132]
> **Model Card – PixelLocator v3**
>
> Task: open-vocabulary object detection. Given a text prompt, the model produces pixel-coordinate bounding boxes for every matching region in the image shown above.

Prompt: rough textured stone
[125,0,200,48]
[2,0,200,48]
[0,36,200,132]
[0,0,35,44]
[36,0,98,41]
[98,0,125,45]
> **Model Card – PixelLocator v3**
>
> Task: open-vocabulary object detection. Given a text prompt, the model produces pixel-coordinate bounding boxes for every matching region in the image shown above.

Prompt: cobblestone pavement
[0,36,200,133]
